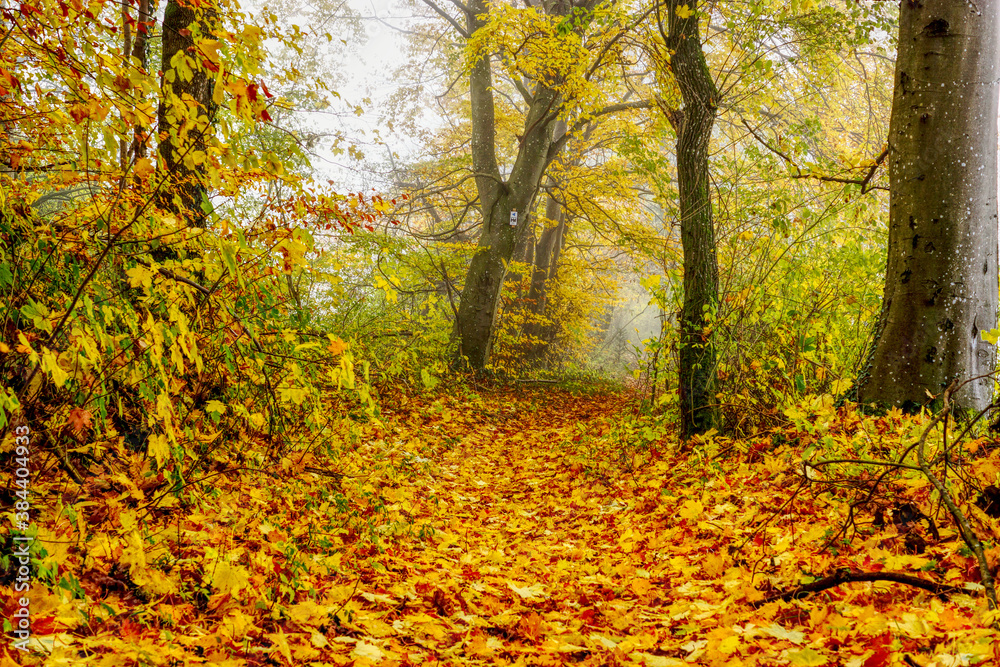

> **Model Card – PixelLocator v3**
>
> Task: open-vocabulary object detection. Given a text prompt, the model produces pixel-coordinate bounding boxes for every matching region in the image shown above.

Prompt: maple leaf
[508,581,547,599]
[675,4,693,19]
[209,561,250,595]
[785,648,828,666]
[134,157,155,179]
[351,641,384,661]
[67,407,92,432]
[327,336,348,355]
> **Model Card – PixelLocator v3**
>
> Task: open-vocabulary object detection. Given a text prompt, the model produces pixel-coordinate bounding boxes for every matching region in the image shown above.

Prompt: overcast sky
[298,0,418,189]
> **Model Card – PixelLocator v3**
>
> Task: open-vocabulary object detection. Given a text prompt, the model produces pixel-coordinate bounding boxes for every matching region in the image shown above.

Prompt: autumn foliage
[3,0,1000,665]
[5,384,1000,665]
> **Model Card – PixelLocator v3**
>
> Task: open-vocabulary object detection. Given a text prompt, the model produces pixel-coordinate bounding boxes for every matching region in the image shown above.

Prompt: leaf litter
[3,387,1000,666]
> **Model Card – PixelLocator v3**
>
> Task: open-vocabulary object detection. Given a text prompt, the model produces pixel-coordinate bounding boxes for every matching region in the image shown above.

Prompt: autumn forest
[3,0,1000,664]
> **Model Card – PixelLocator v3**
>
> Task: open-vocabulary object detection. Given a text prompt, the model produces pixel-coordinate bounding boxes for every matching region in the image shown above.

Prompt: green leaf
[785,648,828,666]
[421,367,439,390]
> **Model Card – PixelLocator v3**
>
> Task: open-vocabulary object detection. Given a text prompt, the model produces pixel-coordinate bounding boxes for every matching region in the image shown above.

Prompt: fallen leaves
[5,387,1000,666]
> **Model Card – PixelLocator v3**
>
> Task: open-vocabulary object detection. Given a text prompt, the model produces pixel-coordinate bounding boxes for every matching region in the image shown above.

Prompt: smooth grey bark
[157,0,216,222]
[659,0,721,437]
[858,0,1000,413]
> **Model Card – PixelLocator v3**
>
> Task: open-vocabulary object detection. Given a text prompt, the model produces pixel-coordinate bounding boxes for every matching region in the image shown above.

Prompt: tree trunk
[454,0,564,372]
[522,192,564,361]
[527,194,564,318]
[857,0,1000,413]
[157,0,216,222]
[660,0,721,437]
[120,0,154,169]
[131,0,154,160]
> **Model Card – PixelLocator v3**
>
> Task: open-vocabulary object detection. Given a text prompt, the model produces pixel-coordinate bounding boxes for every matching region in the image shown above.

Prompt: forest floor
[4,386,1000,666]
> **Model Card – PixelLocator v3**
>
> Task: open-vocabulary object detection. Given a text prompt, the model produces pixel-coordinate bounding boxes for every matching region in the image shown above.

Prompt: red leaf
[68,407,92,433]
[862,632,892,667]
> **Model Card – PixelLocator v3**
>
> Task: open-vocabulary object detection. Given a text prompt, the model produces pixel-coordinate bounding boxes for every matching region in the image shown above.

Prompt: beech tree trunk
[660,0,721,437]
[157,0,216,222]
[857,0,1000,413]
[453,0,571,371]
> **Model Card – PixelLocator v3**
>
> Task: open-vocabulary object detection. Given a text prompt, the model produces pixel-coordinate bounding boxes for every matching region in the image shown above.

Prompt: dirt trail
[350,389,698,665]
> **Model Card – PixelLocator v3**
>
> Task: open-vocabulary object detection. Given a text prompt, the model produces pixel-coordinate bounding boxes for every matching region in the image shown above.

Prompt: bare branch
[752,568,960,607]
[741,118,888,194]
[420,0,470,38]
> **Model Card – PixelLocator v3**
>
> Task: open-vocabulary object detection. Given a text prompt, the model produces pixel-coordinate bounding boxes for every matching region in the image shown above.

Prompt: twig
[916,382,999,612]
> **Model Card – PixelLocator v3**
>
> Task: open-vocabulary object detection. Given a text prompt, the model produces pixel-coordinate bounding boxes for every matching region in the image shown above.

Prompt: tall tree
[656,0,721,436]
[857,0,1000,413]
[415,0,650,372]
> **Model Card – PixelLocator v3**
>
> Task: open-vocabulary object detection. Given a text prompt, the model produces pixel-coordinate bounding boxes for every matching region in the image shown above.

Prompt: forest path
[353,388,710,665]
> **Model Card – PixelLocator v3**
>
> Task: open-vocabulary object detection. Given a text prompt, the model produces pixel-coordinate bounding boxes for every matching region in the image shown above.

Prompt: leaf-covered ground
[4,387,1000,666]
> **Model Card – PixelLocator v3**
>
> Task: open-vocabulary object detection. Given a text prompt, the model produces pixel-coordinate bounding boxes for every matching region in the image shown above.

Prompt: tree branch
[420,0,470,38]
[752,568,960,607]
[741,118,888,194]
[546,99,652,164]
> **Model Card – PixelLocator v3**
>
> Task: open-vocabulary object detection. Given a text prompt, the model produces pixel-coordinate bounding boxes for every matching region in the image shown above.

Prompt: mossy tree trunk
[658,0,721,437]
[157,0,217,223]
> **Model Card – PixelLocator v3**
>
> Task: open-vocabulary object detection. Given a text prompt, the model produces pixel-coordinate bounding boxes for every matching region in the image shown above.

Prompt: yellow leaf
[200,39,221,64]
[761,623,805,645]
[631,577,652,597]
[288,599,329,624]
[41,350,68,387]
[630,652,683,666]
[134,157,155,179]
[508,581,547,599]
[678,499,703,521]
[351,640,383,661]
[675,4,693,18]
[717,634,740,655]
[266,631,293,664]
[209,561,250,596]
[785,647,828,666]
[147,433,170,467]
[126,266,154,289]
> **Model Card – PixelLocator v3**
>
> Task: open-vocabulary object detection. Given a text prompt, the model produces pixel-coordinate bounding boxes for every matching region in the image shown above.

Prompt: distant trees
[413,0,651,373]
[858,0,1000,412]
